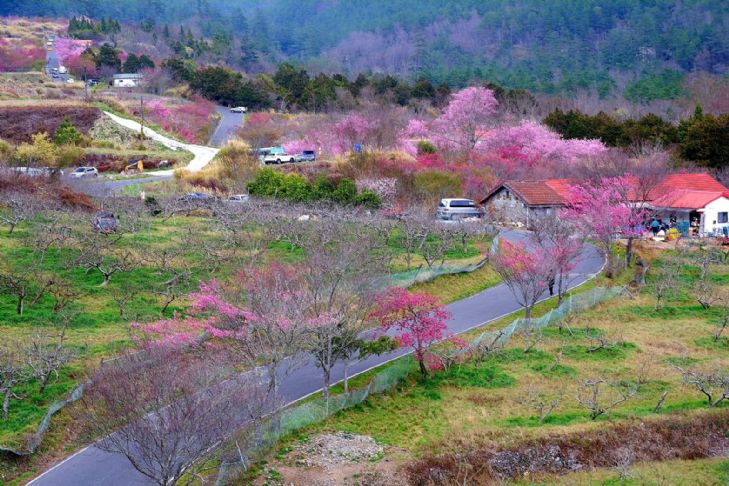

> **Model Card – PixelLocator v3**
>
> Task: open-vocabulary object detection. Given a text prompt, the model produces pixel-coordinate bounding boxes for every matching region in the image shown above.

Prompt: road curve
[27,231,604,486]
[102,112,219,177]
[209,105,245,147]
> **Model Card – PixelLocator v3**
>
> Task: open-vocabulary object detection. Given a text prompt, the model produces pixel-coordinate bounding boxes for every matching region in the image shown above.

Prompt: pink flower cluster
[144,96,216,143]
[0,38,45,72]
[282,114,372,156]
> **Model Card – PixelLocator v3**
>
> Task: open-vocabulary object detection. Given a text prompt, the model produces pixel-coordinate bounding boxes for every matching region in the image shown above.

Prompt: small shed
[480,179,570,227]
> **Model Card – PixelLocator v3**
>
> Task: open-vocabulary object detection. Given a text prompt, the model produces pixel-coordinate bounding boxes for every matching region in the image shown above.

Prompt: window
[450,200,475,207]
[718,212,728,224]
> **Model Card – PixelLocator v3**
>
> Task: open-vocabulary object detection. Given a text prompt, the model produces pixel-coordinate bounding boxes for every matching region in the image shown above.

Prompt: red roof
[481,173,729,209]
[481,179,570,206]
[647,173,729,201]
[651,190,729,209]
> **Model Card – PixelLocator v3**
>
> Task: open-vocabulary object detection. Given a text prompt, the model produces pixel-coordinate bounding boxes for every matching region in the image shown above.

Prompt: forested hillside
[3,0,729,99]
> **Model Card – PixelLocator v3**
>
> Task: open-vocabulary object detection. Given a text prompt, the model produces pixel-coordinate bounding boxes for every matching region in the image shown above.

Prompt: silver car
[436,198,483,220]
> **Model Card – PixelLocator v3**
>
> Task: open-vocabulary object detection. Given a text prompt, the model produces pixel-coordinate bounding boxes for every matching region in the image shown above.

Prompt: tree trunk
[625,237,634,268]
[343,362,349,394]
[16,295,24,316]
[418,359,428,381]
[2,390,11,419]
[321,369,330,400]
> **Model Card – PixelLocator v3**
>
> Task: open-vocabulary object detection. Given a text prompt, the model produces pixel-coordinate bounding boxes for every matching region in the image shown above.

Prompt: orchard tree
[433,86,498,151]
[490,239,552,321]
[564,177,643,277]
[371,288,450,380]
[531,215,584,305]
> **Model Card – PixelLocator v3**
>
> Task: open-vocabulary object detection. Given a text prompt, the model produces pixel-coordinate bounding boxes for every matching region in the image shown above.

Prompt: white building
[112,73,143,88]
[651,190,729,236]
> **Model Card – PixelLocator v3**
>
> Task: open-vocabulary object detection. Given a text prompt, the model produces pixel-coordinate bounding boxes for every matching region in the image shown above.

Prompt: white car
[230,106,247,113]
[227,194,250,203]
[263,152,295,164]
[71,167,99,178]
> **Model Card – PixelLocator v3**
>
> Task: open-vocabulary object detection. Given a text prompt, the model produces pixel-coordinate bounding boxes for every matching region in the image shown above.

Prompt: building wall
[113,79,138,88]
[483,188,561,227]
[701,197,729,235]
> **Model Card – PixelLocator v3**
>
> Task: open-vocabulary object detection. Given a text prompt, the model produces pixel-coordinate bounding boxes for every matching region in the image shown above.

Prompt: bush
[57,145,84,168]
[54,117,83,146]
[413,169,463,205]
[332,178,357,204]
[354,190,382,209]
[13,132,58,167]
[248,168,379,206]
[417,140,437,154]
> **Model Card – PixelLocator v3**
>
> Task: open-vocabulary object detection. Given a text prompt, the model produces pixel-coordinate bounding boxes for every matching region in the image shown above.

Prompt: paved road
[27,231,603,486]
[209,105,245,147]
[45,40,69,83]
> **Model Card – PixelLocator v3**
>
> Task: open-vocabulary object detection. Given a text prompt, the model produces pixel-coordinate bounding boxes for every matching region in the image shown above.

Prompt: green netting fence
[388,258,488,288]
[214,285,626,484]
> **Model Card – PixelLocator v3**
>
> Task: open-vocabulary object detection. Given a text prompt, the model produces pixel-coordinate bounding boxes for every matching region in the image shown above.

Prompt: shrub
[354,190,382,209]
[413,169,463,205]
[13,132,58,167]
[332,178,357,204]
[54,117,83,146]
[417,140,437,154]
[57,145,84,168]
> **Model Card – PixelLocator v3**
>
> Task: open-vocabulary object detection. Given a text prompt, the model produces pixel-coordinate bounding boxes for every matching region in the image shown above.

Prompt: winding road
[27,232,603,486]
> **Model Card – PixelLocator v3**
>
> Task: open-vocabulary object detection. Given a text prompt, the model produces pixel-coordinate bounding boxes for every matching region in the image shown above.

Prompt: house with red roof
[481,172,729,235]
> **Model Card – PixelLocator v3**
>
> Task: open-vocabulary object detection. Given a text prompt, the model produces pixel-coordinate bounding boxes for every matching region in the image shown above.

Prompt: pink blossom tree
[531,215,584,305]
[134,265,312,393]
[370,288,450,380]
[490,239,552,321]
[433,87,498,151]
[563,177,645,278]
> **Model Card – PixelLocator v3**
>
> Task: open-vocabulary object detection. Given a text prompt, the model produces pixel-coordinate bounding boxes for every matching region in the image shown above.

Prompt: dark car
[92,211,119,234]
[294,150,316,163]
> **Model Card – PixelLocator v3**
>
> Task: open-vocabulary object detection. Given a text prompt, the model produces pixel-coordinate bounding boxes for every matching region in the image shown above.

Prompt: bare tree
[83,349,270,486]
[575,377,639,420]
[0,193,36,234]
[516,384,563,423]
[651,261,681,311]
[0,344,28,420]
[0,262,55,316]
[24,318,76,393]
[672,365,729,407]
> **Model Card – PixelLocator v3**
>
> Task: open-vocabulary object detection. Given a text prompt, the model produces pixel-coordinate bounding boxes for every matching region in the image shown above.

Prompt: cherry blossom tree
[563,176,644,278]
[531,215,584,305]
[370,288,450,380]
[433,87,498,151]
[490,239,552,321]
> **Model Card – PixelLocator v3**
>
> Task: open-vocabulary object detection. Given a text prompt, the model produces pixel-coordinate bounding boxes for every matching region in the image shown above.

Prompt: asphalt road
[209,105,245,147]
[27,231,603,486]
[45,42,69,83]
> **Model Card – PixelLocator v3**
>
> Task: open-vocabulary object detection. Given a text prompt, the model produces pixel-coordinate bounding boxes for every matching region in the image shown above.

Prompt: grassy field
[258,248,729,484]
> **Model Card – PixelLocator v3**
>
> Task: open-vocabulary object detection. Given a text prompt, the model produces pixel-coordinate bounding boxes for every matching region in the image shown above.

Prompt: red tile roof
[482,180,569,206]
[650,190,729,209]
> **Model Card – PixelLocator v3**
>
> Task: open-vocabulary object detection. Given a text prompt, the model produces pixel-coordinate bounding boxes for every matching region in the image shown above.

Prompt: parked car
[227,194,250,203]
[179,192,219,202]
[436,198,484,221]
[294,150,316,162]
[92,211,119,234]
[263,152,295,164]
[71,167,99,178]
[230,106,247,113]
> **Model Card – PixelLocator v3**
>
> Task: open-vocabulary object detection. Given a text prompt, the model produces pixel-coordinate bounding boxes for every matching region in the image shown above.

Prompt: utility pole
[83,67,88,100]
[139,94,144,139]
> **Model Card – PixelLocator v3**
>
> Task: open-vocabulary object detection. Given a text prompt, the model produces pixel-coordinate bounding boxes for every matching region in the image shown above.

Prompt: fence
[215,285,626,483]
[388,258,489,288]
